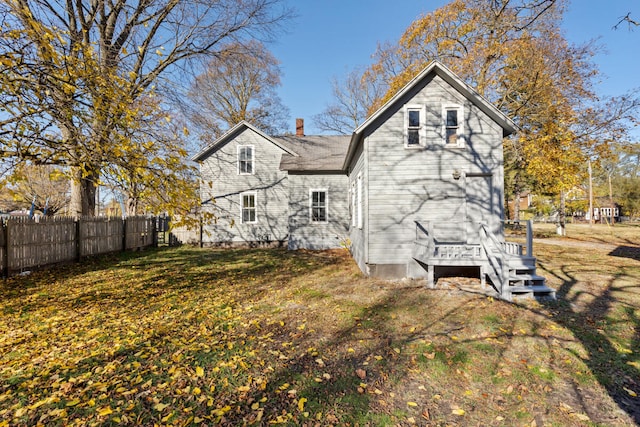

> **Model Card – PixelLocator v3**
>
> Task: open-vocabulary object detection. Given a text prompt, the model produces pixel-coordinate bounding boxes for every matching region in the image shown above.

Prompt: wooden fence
[0,216,158,277]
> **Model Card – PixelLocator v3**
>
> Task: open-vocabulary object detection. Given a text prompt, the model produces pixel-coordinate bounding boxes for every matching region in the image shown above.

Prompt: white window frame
[404,104,426,147]
[351,181,357,227]
[442,105,464,147]
[237,145,254,175]
[357,172,363,229]
[309,189,328,223]
[240,191,257,224]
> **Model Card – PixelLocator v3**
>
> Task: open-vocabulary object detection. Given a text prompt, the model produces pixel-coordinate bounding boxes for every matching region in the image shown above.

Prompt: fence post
[2,219,8,277]
[122,218,127,251]
[152,216,158,248]
[526,220,533,258]
[75,217,82,260]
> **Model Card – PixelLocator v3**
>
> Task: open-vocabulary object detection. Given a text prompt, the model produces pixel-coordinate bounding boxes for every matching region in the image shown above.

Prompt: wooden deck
[412,220,555,301]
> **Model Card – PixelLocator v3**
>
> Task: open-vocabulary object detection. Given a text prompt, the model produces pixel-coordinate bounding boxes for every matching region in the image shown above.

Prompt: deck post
[526,220,533,257]
[427,264,435,288]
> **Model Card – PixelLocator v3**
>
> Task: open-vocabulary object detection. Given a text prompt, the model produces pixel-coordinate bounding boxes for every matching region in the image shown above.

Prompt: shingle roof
[276,135,350,172]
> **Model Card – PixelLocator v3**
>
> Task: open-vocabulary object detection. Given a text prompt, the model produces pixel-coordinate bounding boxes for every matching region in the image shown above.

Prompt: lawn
[0,223,638,426]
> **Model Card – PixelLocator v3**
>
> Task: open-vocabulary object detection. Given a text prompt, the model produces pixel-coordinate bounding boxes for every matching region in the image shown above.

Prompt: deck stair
[413,220,555,301]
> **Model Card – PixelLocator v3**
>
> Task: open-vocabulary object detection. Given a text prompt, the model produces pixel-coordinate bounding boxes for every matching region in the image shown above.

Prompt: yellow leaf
[297,397,307,412]
[193,387,201,395]
[452,408,465,416]
[97,406,113,416]
[66,399,80,407]
[407,401,418,407]
[624,387,637,397]
[154,403,169,412]
[251,402,260,410]
[196,366,204,377]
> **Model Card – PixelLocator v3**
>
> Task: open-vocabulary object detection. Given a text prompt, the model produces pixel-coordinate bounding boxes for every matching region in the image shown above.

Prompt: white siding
[361,74,505,270]
[199,127,289,245]
[288,173,349,250]
[347,143,368,274]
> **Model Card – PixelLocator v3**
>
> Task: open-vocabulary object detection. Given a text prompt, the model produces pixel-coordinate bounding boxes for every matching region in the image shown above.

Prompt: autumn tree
[313,67,384,134]
[98,95,197,218]
[356,0,639,233]
[0,164,69,215]
[0,0,291,217]
[186,40,289,143]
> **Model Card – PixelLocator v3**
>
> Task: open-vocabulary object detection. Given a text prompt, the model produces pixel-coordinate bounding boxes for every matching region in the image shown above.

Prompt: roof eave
[191,121,298,162]
[341,60,518,169]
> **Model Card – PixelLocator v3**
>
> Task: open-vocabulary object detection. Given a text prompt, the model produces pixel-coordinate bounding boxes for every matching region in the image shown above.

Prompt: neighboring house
[193,61,555,300]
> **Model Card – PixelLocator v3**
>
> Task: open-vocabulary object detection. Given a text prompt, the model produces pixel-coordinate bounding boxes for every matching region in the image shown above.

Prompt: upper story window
[443,105,464,147]
[238,145,254,174]
[240,192,256,223]
[404,105,426,147]
[310,189,328,223]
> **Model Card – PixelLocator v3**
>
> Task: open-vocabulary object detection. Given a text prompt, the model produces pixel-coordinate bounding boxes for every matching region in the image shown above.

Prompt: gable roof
[342,61,518,170]
[277,135,351,172]
[191,120,298,162]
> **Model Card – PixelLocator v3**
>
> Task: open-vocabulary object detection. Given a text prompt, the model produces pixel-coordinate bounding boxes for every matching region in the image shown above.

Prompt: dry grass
[0,227,638,426]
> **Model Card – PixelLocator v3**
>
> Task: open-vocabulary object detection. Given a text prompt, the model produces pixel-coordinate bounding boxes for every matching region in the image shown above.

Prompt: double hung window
[310,190,327,222]
[240,192,256,223]
[443,105,464,146]
[238,145,254,174]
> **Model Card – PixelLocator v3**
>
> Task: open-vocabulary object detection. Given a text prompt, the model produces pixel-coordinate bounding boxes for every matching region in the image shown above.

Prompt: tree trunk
[126,196,138,217]
[556,190,566,236]
[69,165,98,217]
[514,190,521,223]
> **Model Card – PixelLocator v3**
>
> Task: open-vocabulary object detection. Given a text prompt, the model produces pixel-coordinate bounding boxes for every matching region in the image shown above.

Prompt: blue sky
[269,0,640,135]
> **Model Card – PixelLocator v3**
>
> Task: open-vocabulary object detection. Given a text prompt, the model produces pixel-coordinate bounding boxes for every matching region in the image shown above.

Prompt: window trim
[351,181,357,227]
[240,191,257,224]
[357,172,363,229]
[404,104,426,147]
[442,104,464,147]
[309,188,328,223]
[237,145,255,175]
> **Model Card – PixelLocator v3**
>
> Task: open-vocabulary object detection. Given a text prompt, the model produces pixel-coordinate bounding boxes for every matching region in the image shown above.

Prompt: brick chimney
[295,118,304,136]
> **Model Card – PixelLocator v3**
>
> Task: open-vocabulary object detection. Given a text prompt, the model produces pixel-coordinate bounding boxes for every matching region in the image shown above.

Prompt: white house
[192,61,555,300]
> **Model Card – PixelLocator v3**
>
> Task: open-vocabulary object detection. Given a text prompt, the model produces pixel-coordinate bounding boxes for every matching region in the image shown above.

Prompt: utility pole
[588,160,593,226]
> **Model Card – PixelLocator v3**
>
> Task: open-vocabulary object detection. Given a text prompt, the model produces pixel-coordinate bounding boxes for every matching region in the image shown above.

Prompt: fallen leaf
[297,397,307,412]
[451,408,465,416]
[97,406,113,416]
[356,369,366,379]
[154,403,169,412]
